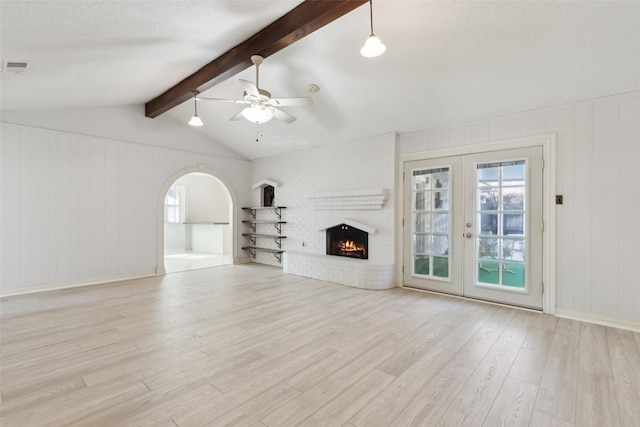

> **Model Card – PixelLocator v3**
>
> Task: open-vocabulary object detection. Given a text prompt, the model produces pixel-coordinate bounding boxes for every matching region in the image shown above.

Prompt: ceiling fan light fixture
[242,105,274,124]
[361,0,385,58]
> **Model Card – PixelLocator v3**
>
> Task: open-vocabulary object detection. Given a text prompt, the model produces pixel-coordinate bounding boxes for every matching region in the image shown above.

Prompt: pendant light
[360,0,386,58]
[188,90,203,127]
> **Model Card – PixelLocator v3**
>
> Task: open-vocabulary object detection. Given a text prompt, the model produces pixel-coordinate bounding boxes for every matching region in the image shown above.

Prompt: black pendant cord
[192,90,199,116]
[369,0,375,36]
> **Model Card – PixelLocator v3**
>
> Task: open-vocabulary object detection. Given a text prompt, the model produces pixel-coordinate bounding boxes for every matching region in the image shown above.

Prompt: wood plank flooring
[1,264,639,426]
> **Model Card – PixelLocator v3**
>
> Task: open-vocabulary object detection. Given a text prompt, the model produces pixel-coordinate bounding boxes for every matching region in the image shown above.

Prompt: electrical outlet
[302,242,307,247]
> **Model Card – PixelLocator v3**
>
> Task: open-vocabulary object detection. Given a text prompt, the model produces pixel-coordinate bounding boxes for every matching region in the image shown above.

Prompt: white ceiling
[2,1,639,160]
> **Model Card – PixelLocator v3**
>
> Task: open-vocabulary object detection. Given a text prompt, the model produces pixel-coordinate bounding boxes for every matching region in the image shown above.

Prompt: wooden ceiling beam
[145,0,367,118]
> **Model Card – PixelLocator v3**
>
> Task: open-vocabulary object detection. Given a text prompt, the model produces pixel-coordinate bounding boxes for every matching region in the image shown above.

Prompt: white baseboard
[233,257,253,265]
[555,308,640,332]
[0,271,157,298]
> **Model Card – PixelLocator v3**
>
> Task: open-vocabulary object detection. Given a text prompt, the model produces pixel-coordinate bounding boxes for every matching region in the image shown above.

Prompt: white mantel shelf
[308,189,386,210]
[283,252,395,290]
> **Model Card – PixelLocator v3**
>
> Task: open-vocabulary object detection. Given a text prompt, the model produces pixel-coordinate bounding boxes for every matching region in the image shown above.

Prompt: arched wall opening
[157,168,236,274]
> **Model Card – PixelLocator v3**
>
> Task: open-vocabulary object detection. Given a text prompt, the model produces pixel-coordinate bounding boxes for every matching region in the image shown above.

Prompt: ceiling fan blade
[268,97,313,107]
[197,97,246,104]
[239,79,260,98]
[230,108,247,121]
[272,107,296,123]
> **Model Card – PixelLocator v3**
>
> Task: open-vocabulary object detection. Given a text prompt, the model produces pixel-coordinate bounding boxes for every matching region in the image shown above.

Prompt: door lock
[465,232,473,238]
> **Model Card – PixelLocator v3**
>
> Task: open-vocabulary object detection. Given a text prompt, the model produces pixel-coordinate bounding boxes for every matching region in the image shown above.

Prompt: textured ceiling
[2,1,639,160]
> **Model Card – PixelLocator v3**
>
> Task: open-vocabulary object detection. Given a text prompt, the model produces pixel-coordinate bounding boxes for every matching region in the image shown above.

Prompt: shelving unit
[241,207,286,263]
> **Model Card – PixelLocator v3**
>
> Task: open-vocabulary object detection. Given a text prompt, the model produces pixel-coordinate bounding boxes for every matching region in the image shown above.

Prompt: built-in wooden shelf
[183,221,229,225]
[242,233,287,239]
[242,206,286,219]
[242,233,287,248]
[241,220,287,224]
[241,207,287,262]
[242,206,287,210]
[241,246,285,263]
[241,246,285,254]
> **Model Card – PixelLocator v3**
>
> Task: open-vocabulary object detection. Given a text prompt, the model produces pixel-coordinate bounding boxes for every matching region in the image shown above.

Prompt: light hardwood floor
[1,264,639,426]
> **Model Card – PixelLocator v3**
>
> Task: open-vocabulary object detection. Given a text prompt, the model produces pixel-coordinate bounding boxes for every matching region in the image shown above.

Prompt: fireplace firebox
[326,224,368,259]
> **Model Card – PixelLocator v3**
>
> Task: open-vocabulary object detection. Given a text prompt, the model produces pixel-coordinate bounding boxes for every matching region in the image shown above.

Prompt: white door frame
[396,134,556,314]
[156,166,238,275]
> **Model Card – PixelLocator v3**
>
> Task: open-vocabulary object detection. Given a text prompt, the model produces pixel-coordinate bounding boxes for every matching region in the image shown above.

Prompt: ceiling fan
[197,55,312,124]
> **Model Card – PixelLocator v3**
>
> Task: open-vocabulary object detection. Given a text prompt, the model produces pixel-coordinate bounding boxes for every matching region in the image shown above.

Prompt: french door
[403,147,543,309]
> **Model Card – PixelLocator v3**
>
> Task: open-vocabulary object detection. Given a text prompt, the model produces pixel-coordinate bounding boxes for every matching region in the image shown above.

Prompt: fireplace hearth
[326,224,368,259]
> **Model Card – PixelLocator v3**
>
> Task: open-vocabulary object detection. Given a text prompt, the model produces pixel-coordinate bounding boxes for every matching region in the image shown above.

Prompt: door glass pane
[433,172,449,189]
[433,213,449,233]
[503,163,525,185]
[504,214,524,235]
[503,187,525,210]
[433,257,449,278]
[414,174,431,190]
[415,213,431,232]
[414,255,430,275]
[502,264,525,287]
[411,167,451,280]
[475,160,526,289]
[415,191,430,210]
[434,190,449,210]
[414,234,429,254]
[479,213,498,235]
[502,237,525,261]
[478,237,499,259]
[478,261,500,285]
[432,236,448,256]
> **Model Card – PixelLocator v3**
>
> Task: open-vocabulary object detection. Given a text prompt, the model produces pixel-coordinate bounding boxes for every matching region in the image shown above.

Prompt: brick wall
[249,133,397,268]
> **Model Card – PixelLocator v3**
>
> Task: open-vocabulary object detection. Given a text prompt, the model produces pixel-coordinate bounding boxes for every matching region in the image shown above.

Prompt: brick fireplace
[284,218,394,290]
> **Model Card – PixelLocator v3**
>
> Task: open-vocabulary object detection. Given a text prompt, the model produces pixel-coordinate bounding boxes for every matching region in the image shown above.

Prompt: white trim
[396,134,557,314]
[157,167,238,275]
[0,271,156,297]
[252,178,280,190]
[319,219,377,235]
[541,135,556,315]
[309,189,386,210]
[556,308,640,332]
[399,134,554,162]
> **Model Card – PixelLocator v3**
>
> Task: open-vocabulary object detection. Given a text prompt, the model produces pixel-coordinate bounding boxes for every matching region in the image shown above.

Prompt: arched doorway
[161,172,233,273]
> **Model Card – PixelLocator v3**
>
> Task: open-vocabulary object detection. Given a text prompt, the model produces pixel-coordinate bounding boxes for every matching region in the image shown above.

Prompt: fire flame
[339,240,365,253]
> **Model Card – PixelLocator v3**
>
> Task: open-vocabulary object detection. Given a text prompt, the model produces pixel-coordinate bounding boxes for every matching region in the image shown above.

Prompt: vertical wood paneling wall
[398,91,640,322]
[0,123,251,295]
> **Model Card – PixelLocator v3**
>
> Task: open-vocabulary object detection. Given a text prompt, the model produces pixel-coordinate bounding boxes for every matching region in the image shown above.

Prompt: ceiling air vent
[3,61,28,73]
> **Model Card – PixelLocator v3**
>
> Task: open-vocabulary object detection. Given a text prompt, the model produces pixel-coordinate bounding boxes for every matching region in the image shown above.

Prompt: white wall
[182,174,230,224]
[190,224,228,254]
[399,91,640,323]
[0,105,244,160]
[250,133,397,267]
[0,122,251,295]
[164,223,187,252]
